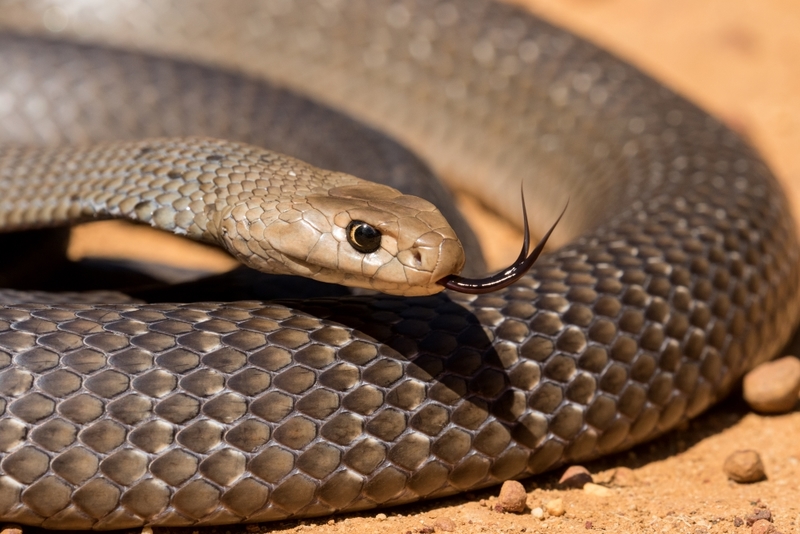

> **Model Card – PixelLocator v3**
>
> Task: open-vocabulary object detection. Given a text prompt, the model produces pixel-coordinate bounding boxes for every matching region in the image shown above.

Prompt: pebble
[746,508,772,526]
[583,483,613,497]
[608,466,637,487]
[743,356,800,413]
[750,519,777,534]
[531,507,545,520]
[141,528,153,534]
[375,513,387,521]
[545,498,566,517]
[495,480,527,513]
[723,450,766,483]
[559,465,593,488]
[434,517,456,532]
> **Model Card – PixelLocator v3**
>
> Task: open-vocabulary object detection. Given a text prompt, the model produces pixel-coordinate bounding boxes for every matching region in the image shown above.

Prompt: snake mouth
[279,252,331,279]
[278,251,390,291]
[279,248,451,296]
[437,194,568,295]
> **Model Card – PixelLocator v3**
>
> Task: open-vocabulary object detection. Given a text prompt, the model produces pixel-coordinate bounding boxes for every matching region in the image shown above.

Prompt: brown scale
[0,0,798,530]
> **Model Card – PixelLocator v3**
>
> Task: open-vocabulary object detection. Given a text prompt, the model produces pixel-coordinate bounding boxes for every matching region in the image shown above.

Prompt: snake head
[213,175,465,296]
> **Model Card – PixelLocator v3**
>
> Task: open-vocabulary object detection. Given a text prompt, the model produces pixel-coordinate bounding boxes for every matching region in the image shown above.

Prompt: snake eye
[346,220,382,253]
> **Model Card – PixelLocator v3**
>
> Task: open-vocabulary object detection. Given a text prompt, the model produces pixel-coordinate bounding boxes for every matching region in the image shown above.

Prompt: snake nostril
[412,250,422,266]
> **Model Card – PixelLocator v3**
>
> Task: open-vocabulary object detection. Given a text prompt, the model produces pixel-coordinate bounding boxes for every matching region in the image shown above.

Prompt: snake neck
[0,137,316,244]
[0,137,465,294]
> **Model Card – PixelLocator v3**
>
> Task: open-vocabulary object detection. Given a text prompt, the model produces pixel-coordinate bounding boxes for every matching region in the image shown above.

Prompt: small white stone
[531,507,545,520]
[545,498,566,517]
[583,483,613,497]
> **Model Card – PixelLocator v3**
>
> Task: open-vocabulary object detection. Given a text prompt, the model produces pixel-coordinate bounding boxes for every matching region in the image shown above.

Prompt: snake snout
[393,229,465,289]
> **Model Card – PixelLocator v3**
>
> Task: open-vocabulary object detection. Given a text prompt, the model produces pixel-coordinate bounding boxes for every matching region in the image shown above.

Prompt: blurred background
[69,0,800,277]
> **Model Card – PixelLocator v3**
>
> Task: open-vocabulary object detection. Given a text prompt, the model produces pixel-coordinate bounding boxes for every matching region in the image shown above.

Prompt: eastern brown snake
[0,0,797,529]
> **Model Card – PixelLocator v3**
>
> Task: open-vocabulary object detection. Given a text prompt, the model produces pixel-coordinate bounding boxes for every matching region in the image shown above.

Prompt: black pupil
[347,221,381,253]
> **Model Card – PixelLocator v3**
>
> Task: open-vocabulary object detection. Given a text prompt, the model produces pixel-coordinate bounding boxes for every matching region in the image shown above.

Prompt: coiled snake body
[0,0,798,529]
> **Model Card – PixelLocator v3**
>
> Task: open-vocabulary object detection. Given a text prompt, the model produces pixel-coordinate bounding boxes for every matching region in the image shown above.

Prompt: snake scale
[0,0,798,530]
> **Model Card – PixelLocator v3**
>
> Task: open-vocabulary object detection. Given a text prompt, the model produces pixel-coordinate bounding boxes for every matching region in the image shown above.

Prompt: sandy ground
[64,1,800,533]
